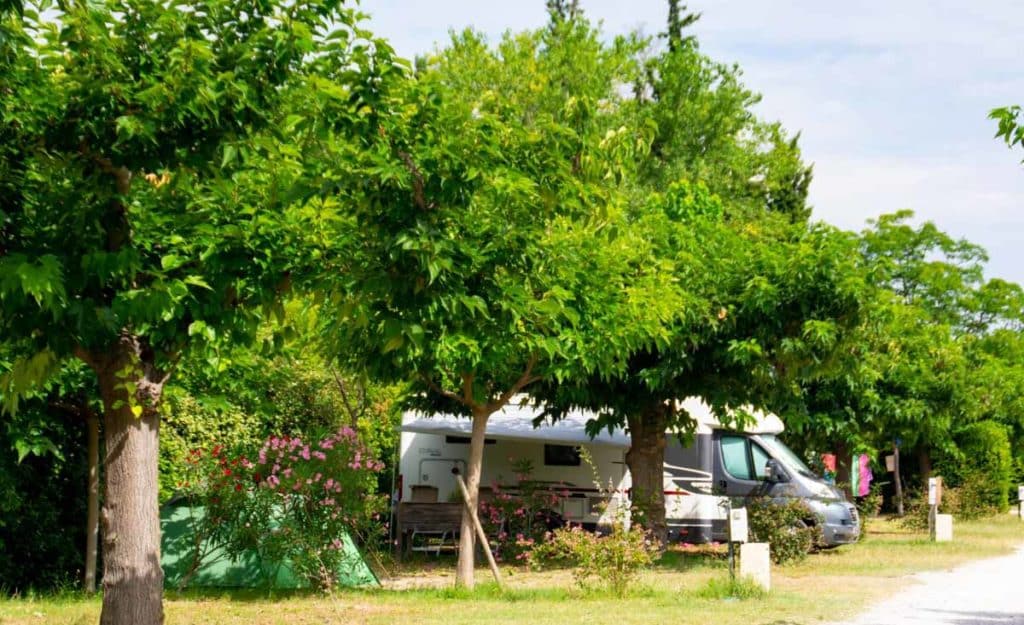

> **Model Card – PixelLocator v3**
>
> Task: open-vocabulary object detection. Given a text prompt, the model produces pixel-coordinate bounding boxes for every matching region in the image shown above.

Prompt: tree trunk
[84,337,167,625]
[625,403,669,545]
[456,408,490,588]
[917,447,932,480]
[85,410,100,594]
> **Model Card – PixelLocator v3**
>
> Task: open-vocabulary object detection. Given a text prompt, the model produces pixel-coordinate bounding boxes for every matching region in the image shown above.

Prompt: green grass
[2,514,1021,625]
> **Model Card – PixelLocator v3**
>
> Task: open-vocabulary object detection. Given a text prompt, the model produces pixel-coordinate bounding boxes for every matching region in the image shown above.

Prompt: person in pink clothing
[857,453,873,497]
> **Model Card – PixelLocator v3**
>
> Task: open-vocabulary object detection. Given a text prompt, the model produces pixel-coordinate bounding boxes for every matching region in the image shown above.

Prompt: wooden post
[893,442,904,516]
[454,473,503,588]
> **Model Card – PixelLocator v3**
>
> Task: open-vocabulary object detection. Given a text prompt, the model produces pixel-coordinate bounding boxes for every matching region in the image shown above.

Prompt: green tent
[160,502,378,590]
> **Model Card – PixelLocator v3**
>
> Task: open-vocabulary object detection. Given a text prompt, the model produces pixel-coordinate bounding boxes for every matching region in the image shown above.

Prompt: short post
[453,472,503,588]
[928,477,952,542]
[726,499,735,580]
[1018,485,1024,520]
[739,543,771,591]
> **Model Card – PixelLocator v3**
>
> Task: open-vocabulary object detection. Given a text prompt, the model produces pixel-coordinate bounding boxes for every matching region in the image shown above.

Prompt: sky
[362,1,1024,284]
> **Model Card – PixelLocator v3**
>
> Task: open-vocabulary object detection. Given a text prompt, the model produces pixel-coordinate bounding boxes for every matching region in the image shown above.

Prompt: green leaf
[161,255,186,271]
[221,144,237,169]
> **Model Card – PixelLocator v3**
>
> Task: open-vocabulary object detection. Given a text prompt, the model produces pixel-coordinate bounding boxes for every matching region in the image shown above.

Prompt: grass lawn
[3,514,1022,625]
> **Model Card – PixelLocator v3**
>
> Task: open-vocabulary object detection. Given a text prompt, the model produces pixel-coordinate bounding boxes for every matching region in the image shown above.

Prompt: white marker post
[730,507,769,591]
[928,477,952,542]
[1018,485,1024,520]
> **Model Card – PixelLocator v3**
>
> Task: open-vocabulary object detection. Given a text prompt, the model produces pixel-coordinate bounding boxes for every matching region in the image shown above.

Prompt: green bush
[745,498,822,565]
[527,522,659,596]
[0,416,89,593]
[855,483,884,519]
[942,421,1013,513]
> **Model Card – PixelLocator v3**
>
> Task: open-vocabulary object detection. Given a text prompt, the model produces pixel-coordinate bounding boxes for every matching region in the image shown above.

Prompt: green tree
[319,22,678,587]
[636,6,813,222]
[526,5,851,542]
[0,2,395,622]
[537,185,868,541]
[792,212,1024,503]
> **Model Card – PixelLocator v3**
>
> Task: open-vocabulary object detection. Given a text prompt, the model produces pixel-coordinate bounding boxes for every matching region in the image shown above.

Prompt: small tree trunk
[625,403,669,546]
[87,337,166,625]
[456,408,490,588]
[834,440,853,500]
[893,443,905,516]
[85,410,100,594]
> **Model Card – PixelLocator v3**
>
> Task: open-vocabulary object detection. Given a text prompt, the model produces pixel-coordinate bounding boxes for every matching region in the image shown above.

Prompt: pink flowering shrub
[479,458,567,562]
[527,522,659,596]
[181,427,387,591]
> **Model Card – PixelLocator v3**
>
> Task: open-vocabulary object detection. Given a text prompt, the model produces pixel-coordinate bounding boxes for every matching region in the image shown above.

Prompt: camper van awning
[400,403,631,449]
[401,397,784,445]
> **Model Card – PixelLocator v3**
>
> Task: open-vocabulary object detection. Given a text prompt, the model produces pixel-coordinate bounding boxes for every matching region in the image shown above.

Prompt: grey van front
[664,430,861,547]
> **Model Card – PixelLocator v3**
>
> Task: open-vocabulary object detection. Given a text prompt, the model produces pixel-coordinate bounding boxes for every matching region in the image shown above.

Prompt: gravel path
[833,545,1024,625]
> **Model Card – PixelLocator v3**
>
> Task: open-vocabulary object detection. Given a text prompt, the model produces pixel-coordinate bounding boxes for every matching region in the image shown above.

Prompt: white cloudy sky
[363,1,1024,283]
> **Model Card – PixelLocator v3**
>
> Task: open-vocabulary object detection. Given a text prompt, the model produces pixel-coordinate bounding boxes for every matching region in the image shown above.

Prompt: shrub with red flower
[181,427,386,591]
[479,458,567,562]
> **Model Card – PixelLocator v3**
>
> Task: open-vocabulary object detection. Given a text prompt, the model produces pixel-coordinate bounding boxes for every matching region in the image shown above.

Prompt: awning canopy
[400,397,784,447]
[401,403,631,448]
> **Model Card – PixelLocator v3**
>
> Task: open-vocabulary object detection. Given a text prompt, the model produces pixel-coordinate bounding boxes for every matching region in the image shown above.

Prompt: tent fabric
[160,503,378,590]
[400,396,784,445]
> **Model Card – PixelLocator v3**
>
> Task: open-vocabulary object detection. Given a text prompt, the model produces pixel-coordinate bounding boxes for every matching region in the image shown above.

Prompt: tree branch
[486,354,541,413]
[395,149,434,211]
[421,373,467,406]
[330,365,363,428]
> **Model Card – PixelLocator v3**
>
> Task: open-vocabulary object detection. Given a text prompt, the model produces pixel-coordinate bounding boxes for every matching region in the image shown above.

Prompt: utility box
[927,477,943,506]
[932,514,953,542]
[729,507,749,544]
[739,543,771,591]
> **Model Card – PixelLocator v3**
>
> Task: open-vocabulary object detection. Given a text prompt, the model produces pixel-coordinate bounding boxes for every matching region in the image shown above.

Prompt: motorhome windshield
[758,435,818,479]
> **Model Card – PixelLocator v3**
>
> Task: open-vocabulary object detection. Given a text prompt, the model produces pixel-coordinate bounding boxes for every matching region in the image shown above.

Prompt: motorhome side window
[544,444,581,466]
[721,435,752,480]
[722,435,772,481]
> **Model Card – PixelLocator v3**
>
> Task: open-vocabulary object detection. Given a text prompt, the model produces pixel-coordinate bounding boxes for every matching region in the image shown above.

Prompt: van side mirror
[764,459,790,483]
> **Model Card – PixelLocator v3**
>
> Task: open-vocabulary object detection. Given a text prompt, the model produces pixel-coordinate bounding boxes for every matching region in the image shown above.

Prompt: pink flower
[325,479,335,489]
[313,451,326,461]
[266,475,280,488]
[301,447,311,460]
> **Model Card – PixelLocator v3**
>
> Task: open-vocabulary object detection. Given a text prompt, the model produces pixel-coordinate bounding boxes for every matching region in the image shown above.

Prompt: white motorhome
[398,397,860,547]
